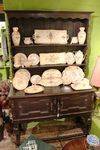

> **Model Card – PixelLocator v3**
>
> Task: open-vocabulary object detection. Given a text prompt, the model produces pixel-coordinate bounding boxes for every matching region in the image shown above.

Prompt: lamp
[90,56,100,116]
[91,56,100,90]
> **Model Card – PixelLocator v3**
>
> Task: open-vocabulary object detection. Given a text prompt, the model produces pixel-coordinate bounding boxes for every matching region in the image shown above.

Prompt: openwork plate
[14,53,27,68]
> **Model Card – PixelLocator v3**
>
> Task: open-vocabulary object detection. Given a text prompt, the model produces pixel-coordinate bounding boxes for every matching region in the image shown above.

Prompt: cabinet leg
[86,116,92,134]
[81,113,92,135]
[13,124,21,146]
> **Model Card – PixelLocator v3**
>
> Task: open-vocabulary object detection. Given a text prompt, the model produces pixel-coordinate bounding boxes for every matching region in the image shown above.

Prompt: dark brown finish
[6,11,95,146]
[62,138,87,150]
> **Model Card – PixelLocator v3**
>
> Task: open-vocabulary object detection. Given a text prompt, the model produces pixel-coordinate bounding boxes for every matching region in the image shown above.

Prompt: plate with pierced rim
[28,53,40,66]
[14,53,27,68]
[24,85,44,94]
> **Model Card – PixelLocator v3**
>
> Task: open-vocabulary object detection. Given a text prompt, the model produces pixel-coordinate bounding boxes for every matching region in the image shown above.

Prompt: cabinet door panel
[59,93,94,115]
[11,97,56,121]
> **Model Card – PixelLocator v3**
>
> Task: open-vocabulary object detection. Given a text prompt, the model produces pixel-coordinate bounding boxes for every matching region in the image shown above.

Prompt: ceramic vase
[12,27,20,46]
[78,27,86,44]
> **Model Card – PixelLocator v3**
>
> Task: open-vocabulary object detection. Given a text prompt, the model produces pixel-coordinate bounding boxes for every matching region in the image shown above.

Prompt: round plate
[15,69,31,80]
[13,77,28,90]
[24,85,44,94]
[30,75,41,85]
[14,53,27,68]
[42,69,62,79]
[62,66,85,85]
[28,53,40,66]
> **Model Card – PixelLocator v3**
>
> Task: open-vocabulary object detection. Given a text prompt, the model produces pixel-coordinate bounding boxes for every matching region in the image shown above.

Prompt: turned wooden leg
[75,113,92,135]
[81,113,92,135]
[13,123,21,146]
[86,115,92,134]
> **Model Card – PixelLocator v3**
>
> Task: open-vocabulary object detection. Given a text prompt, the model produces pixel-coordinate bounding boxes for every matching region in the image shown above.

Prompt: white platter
[39,78,62,87]
[33,29,69,44]
[24,85,44,94]
[42,69,62,79]
[39,52,66,65]
[71,78,92,90]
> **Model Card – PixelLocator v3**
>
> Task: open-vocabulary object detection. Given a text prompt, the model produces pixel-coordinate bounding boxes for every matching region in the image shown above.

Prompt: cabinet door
[11,97,57,121]
[59,93,94,116]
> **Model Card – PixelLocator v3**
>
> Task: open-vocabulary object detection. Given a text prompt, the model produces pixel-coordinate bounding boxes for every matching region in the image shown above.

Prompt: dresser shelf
[13,63,85,70]
[12,44,87,49]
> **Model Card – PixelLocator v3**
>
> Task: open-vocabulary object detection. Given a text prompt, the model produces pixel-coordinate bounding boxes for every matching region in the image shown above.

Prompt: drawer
[59,93,94,115]
[11,97,57,121]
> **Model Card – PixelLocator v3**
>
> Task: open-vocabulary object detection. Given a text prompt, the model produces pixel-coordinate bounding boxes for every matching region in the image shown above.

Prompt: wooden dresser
[5,11,95,145]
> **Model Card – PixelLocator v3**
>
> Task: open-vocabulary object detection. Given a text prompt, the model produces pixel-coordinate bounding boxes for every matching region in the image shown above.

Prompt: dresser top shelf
[9,85,94,99]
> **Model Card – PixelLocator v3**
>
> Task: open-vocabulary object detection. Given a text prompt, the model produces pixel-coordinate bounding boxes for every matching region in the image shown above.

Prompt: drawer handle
[84,98,88,102]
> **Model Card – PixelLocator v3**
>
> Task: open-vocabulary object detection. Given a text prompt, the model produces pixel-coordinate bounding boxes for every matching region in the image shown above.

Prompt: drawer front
[59,93,94,115]
[11,97,57,121]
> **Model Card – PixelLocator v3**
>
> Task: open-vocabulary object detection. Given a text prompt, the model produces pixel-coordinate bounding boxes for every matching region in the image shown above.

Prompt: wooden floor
[0,137,17,150]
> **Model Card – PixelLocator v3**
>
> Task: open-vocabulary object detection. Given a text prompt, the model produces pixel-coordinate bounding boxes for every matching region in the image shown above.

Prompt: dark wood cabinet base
[12,113,93,146]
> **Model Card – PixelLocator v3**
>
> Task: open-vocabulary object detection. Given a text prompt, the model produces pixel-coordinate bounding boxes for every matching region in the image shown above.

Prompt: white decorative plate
[30,75,41,85]
[75,50,84,64]
[15,69,31,81]
[12,77,29,90]
[62,66,85,85]
[66,52,75,65]
[42,69,62,79]
[24,85,44,94]
[71,78,92,90]
[14,53,27,68]
[39,52,66,65]
[39,78,62,87]
[28,53,40,66]
[70,66,85,84]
